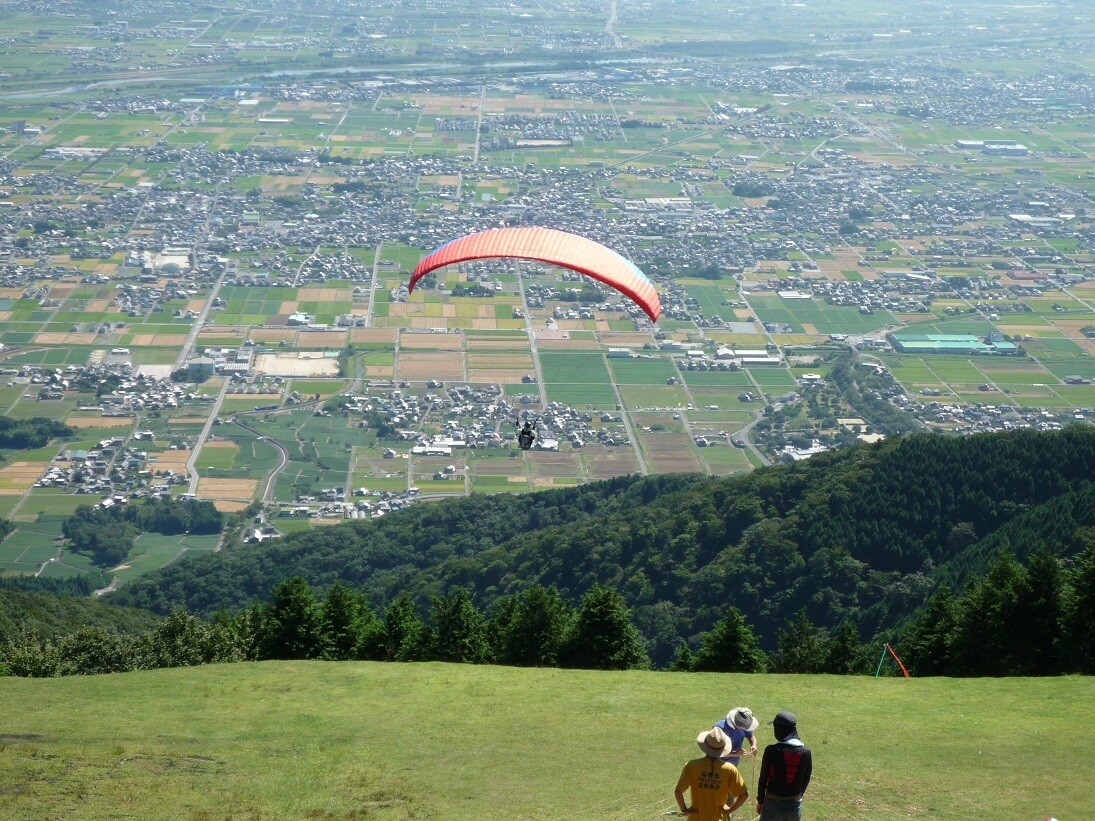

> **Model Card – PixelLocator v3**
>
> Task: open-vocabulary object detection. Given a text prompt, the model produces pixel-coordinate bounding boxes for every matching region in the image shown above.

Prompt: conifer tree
[690,607,766,673]
[429,588,489,663]
[260,576,322,660]
[1067,539,1095,674]
[771,610,828,674]
[499,586,571,667]
[952,550,1026,675]
[375,592,428,662]
[900,586,959,676]
[559,584,648,670]
[320,581,372,661]
[1018,548,1065,675]
[824,619,867,675]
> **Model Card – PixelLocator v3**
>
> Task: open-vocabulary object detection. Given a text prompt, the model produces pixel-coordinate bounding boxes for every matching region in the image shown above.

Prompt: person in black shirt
[756,711,812,820]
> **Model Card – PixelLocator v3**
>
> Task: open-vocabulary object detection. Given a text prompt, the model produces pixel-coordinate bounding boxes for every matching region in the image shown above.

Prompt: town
[0,0,1091,590]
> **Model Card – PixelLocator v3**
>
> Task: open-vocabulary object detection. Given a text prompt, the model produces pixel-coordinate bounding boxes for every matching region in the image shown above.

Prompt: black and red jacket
[757,737,812,800]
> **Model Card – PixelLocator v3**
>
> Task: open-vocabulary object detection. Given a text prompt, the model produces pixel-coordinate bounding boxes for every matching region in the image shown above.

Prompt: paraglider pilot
[516,419,536,450]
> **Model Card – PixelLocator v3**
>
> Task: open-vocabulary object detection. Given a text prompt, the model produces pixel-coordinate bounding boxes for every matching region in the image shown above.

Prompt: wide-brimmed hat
[726,707,759,732]
[696,726,734,758]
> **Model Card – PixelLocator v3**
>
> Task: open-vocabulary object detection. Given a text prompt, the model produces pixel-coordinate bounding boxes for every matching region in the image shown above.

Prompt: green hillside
[0,662,1090,819]
[0,589,162,641]
[110,429,1095,664]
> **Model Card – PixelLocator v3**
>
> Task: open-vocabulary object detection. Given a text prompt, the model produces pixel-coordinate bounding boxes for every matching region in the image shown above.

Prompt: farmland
[0,0,1092,587]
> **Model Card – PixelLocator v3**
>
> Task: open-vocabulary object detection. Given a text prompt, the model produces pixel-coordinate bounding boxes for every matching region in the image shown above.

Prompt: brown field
[584,449,641,480]
[86,298,110,311]
[470,458,526,477]
[641,433,705,473]
[537,337,601,350]
[598,333,653,347]
[198,328,246,341]
[254,353,340,376]
[150,334,189,346]
[467,318,499,330]
[202,441,238,450]
[802,323,819,335]
[65,416,134,428]
[528,452,581,477]
[211,499,251,512]
[297,331,348,348]
[150,449,191,475]
[397,351,465,381]
[466,336,528,350]
[401,332,464,350]
[350,328,398,344]
[296,288,346,302]
[0,462,46,490]
[167,417,207,425]
[197,478,259,501]
[185,299,205,312]
[467,353,534,368]
[467,369,531,383]
[34,332,99,345]
[0,287,24,298]
[250,328,299,343]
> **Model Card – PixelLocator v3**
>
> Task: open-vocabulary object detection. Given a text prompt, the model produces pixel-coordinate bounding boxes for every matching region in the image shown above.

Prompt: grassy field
[0,663,1090,819]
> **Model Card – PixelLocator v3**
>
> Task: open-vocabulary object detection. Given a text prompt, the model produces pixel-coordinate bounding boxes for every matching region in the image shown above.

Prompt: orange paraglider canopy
[409,226,661,322]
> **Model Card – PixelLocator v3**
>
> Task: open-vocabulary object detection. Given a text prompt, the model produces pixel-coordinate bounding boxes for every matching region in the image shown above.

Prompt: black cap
[771,711,798,741]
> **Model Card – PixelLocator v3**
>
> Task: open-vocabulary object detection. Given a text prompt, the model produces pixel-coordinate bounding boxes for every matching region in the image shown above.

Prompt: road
[231,414,291,503]
[186,378,231,494]
[515,263,549,407]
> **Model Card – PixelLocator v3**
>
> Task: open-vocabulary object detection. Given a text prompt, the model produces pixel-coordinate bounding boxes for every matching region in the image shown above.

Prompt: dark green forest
[0,416,71,450]
[109,428,1095,666]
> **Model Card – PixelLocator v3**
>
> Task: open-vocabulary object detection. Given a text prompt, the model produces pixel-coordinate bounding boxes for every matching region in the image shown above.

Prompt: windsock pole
[885,643,911,678]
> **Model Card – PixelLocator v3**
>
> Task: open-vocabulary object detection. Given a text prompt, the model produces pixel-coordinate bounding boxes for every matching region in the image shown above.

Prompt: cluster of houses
[37,436,187,497]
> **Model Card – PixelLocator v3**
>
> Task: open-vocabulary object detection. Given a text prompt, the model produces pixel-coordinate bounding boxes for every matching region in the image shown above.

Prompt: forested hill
[0,590,162,641]
[111,428,1095,665]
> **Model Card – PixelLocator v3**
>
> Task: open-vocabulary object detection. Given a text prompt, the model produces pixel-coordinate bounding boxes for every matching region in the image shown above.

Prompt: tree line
[901,543,1095,676]
[111,429,1095,665]
[6,536,1094,678]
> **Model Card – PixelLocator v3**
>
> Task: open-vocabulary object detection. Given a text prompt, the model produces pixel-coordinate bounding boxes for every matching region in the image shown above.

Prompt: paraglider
[409,226,661,323]
[516,418,537,450]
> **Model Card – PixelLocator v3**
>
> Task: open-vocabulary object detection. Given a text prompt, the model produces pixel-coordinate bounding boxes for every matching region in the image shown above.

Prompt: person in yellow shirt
[675,726,750,820]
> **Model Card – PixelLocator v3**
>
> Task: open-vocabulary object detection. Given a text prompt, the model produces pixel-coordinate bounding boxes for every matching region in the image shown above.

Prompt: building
[888,333,1018,355]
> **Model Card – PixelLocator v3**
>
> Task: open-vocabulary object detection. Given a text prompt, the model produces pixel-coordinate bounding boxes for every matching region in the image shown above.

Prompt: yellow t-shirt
[676,756,746,821]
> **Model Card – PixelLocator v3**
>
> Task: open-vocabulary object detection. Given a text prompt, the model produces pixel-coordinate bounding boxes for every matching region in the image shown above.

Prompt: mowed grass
[0,663,1090,820]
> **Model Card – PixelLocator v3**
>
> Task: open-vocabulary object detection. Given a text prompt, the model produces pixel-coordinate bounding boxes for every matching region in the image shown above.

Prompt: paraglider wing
[409,227,661,322]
